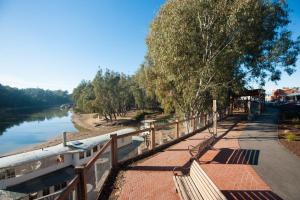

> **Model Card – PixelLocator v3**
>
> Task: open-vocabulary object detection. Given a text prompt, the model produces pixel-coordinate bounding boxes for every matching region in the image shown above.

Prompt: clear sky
[0,0,299,94]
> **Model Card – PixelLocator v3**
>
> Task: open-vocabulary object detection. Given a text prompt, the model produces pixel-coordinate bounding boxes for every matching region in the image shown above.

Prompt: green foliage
[146,0,300,117]
[73,69,132,120]
[0,84,71,108]
[134,111,147,122]
[286,132,297,142]
[72,67,160,120]
[130,64,160,110]
[92,69,134,120]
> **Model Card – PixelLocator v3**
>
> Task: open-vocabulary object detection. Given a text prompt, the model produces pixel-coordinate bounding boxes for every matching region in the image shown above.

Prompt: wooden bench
[173,160,227,200]
[188,136,215,159]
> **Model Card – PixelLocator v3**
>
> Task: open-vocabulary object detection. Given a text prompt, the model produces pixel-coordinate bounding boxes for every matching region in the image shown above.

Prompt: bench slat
[192,162,227,200]
[181,176,198,200]
[173,161,227,200]
[182,176,203,200]
[191,163,220,199]
[191,164,218,200]
[173,176,191,200]
[190,168,216,200]
[194,162,227,200]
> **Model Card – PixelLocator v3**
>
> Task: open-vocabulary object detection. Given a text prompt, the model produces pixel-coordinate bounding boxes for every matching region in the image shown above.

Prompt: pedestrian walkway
[112,112,296,200]
[238,107,300,200]
[198,124,280,199]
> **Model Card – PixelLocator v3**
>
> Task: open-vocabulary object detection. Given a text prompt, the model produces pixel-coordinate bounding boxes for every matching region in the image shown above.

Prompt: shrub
[134,111,147,122]
[286,132,297,142]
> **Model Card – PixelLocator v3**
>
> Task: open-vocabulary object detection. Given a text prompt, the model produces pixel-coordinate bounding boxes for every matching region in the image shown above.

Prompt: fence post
[176,119,179,138]
[213,100,217,137]
[110,134,118,169]
[150,123,155,149]
[75,166,87,200]
[247,97,252,120]
[200,112,204,127]
[192,116,196,132]
[229,101,233,115]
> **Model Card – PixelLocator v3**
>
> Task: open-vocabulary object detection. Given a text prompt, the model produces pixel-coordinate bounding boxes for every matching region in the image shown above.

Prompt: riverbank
[3,110,169,156]
[3,114,129,156]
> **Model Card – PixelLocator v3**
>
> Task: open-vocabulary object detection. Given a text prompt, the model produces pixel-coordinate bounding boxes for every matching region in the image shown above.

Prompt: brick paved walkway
[115,116,278,200]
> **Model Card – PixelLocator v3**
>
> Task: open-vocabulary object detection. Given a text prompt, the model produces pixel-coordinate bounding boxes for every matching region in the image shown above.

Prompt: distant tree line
[73,0,300,120]
[72,69,159,121]
[0,84,71,109]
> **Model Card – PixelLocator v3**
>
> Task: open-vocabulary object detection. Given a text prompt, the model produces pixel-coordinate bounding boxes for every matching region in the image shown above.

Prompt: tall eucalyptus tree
[146,0,300,117]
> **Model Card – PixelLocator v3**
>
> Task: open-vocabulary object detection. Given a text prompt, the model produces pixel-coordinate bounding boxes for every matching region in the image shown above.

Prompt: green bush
[286,132,297,142]
[134,111,147,122]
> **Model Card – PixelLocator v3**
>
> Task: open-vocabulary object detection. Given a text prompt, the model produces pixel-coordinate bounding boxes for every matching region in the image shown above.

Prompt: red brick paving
[117,120,272,200]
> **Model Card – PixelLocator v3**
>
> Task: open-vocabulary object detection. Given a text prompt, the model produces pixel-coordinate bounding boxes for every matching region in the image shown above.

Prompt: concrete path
[239,107,300,200]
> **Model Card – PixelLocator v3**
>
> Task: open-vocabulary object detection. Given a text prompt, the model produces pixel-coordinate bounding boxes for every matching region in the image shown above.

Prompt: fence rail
[56,175,79,200]
[56,103,230,200]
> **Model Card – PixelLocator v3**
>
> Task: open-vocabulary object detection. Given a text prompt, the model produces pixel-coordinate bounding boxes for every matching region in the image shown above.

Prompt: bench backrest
[190,161,227,200]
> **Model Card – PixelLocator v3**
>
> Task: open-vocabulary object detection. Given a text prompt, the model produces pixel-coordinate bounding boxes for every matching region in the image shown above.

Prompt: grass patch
[286,132,297,142]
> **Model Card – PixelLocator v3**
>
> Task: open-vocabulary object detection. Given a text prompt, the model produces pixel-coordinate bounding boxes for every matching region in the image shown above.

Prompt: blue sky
[0,0,299,94]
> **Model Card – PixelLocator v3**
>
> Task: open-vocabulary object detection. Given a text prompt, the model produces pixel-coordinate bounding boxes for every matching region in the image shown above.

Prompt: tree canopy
[73,0,299,119]
[72,68,159,121]
[0,84,71,109]
[146,0,300,117]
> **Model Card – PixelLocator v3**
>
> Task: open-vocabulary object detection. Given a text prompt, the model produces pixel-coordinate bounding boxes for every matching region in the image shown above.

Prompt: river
[0,106,77,155]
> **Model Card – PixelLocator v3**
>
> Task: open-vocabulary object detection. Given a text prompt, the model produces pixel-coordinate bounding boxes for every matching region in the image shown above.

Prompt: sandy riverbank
[3,112,138,156]
[3,110,169,156]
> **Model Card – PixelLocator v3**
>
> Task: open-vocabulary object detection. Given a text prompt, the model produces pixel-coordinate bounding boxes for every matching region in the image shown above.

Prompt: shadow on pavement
[222,190,283,200]
[212,148,260,165]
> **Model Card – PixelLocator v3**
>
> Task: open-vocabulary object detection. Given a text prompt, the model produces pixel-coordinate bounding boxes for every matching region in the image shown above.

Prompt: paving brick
[116,118,272,200]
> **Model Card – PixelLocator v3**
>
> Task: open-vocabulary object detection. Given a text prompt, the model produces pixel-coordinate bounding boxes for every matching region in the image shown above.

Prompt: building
[271,87,300,102]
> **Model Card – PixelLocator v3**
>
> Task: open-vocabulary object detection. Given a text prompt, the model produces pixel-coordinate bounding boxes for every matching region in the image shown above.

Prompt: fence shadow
[222,190,283,200]
[212,148,260,165]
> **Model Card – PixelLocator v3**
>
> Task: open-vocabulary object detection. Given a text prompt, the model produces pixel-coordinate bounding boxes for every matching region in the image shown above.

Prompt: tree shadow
[212,148,260,165]
[222,190,283,200]
[124,159,193,174]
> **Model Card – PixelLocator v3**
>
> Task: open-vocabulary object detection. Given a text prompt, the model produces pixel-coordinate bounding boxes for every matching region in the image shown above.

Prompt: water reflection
[0,107,69,135]
[0,107,77,155]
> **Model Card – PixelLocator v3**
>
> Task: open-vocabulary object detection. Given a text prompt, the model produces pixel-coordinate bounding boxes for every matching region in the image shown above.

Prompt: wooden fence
[55,103,229,200]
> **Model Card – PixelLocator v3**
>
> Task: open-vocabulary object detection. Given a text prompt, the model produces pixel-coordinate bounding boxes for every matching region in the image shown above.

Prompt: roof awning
[7,166,75,194]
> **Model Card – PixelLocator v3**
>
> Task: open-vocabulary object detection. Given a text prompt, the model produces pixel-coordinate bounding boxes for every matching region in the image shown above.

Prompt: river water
[0,106,77,155]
